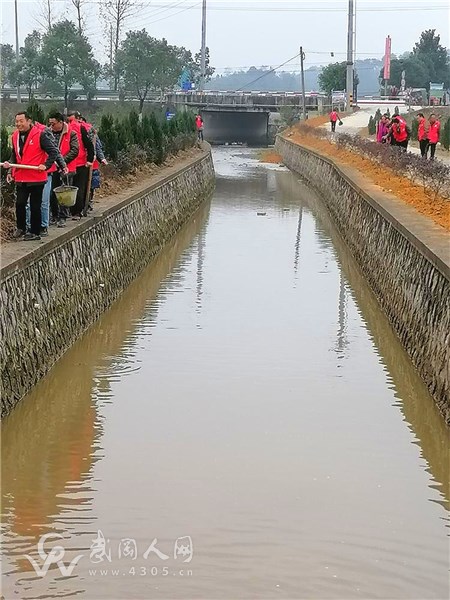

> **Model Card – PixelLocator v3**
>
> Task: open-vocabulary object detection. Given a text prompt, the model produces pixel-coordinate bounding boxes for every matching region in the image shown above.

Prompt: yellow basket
[53,185,78,207]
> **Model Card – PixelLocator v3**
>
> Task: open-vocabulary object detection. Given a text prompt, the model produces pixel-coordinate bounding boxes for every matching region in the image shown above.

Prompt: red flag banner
[384,36,392,80]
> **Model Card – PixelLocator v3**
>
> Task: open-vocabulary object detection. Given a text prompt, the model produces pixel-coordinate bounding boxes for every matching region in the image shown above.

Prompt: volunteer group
[376,112,441,157]
[2,110,107,242]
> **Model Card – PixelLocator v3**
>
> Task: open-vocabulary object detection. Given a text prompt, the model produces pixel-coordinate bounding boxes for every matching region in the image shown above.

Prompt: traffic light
[349,93,353,106]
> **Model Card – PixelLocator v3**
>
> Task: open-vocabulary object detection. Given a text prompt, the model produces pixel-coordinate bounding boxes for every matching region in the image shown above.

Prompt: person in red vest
[3,111,66,241]
[79,116,108,211]
[390,116,410,151]
[329,108,341,133]
[47,111,80,227]
[427,113,441,160]
[416,113,429,157]
[67,110,95,219]
[195,114,204,142]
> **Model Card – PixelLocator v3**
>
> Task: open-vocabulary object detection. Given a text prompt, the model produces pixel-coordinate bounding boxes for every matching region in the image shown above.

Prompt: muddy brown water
[1,148,449,600]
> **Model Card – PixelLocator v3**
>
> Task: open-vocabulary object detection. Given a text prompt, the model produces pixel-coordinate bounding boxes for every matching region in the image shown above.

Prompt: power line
[141,0,202,24]
[239,52,302,90]
[126,0,192,26]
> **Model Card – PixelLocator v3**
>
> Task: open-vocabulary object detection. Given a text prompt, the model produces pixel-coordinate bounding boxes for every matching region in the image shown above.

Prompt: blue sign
[166,112,175,121]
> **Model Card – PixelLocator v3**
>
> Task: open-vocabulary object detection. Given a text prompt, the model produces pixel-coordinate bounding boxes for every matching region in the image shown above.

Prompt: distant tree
[380,29,450,91]
[413,29,449,85]
[40,20,97,107]
[192,47,215,87]
[117,31,185,113]
[318,61,359,95]
[9,31,43,100]
[117,30,159,113]
[0,44,16,88]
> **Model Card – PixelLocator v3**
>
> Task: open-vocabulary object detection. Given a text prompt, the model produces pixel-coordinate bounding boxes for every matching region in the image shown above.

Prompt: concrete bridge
[166,91,331,145]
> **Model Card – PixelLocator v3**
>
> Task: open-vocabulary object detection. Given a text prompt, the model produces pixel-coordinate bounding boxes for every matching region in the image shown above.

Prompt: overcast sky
[1,0,449,73]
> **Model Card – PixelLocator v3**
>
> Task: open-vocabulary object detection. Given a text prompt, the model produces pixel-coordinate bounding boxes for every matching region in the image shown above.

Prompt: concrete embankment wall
[1,149,215,417]
[276,135,450,424]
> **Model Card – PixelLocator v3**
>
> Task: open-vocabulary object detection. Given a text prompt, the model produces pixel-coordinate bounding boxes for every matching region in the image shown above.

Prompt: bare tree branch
[100,0,141,90]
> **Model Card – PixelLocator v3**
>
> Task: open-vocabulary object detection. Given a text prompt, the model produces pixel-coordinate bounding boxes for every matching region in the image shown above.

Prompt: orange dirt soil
[283,124,450,232]
[259,149,283,164]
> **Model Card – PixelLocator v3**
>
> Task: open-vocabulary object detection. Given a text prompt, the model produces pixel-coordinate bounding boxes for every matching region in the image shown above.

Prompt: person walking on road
[3,111,66,241]
[67,111,95,220]
[329,108,341,133]
[48,111,79,227]
[417,113,429,157]
[427,114,441,160]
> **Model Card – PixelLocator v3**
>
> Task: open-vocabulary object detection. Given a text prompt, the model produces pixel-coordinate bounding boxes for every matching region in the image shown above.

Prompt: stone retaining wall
[276,135,450,424]
[1,149,215,417]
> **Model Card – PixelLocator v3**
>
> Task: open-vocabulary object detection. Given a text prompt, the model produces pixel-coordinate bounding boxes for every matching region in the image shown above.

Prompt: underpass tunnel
[201,110,270,146]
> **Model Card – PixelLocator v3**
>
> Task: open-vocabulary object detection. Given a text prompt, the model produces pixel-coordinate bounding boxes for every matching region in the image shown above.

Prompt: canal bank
[276,135,450,425]
[0,146,215,417]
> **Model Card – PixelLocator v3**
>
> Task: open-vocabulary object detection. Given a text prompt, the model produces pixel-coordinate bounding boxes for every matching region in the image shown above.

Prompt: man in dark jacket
[3,111,66,241]
[67,111,95,219]
[47,111,79,226]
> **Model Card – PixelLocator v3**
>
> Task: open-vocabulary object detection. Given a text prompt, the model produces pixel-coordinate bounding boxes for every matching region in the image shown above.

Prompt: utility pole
[14,0,21,103]
[199,0,207,92]
[109,24,113,89]
[300,46,306,121]
[346,0,354,110]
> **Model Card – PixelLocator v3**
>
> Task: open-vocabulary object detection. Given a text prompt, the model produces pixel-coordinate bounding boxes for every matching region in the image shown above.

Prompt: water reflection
[276,171,449,509]
[1,202,211,594]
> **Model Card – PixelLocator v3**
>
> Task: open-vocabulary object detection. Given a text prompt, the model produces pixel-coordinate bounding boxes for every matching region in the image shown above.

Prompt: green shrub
[1,125,11,162]
[149,113,164,165]
[99,114,119,161]
[368,116,376,135]
[411,118,419,141]
[115,118,132,151]
[26,100,45,124]
[442,117,450,151]
[115,144,147,175]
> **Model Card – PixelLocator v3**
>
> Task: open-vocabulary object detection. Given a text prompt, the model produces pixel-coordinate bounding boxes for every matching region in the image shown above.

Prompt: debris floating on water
[257,212,267,216]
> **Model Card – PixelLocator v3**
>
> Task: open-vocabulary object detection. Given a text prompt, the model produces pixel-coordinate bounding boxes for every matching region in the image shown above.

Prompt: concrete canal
[2,148,449,599]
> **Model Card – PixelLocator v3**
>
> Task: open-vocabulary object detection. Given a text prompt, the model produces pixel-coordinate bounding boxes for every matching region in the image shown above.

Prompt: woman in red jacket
[391,116,409,151]
[416,113,429,157]
[427,114,441,160]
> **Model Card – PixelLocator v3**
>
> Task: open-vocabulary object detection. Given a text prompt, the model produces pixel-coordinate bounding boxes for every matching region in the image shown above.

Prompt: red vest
[392,121,408,143]
[428,121,440,144]
[12,125,48,183]
[417,118,427,141]
[49,124,77,173]
[70,120,87,167]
